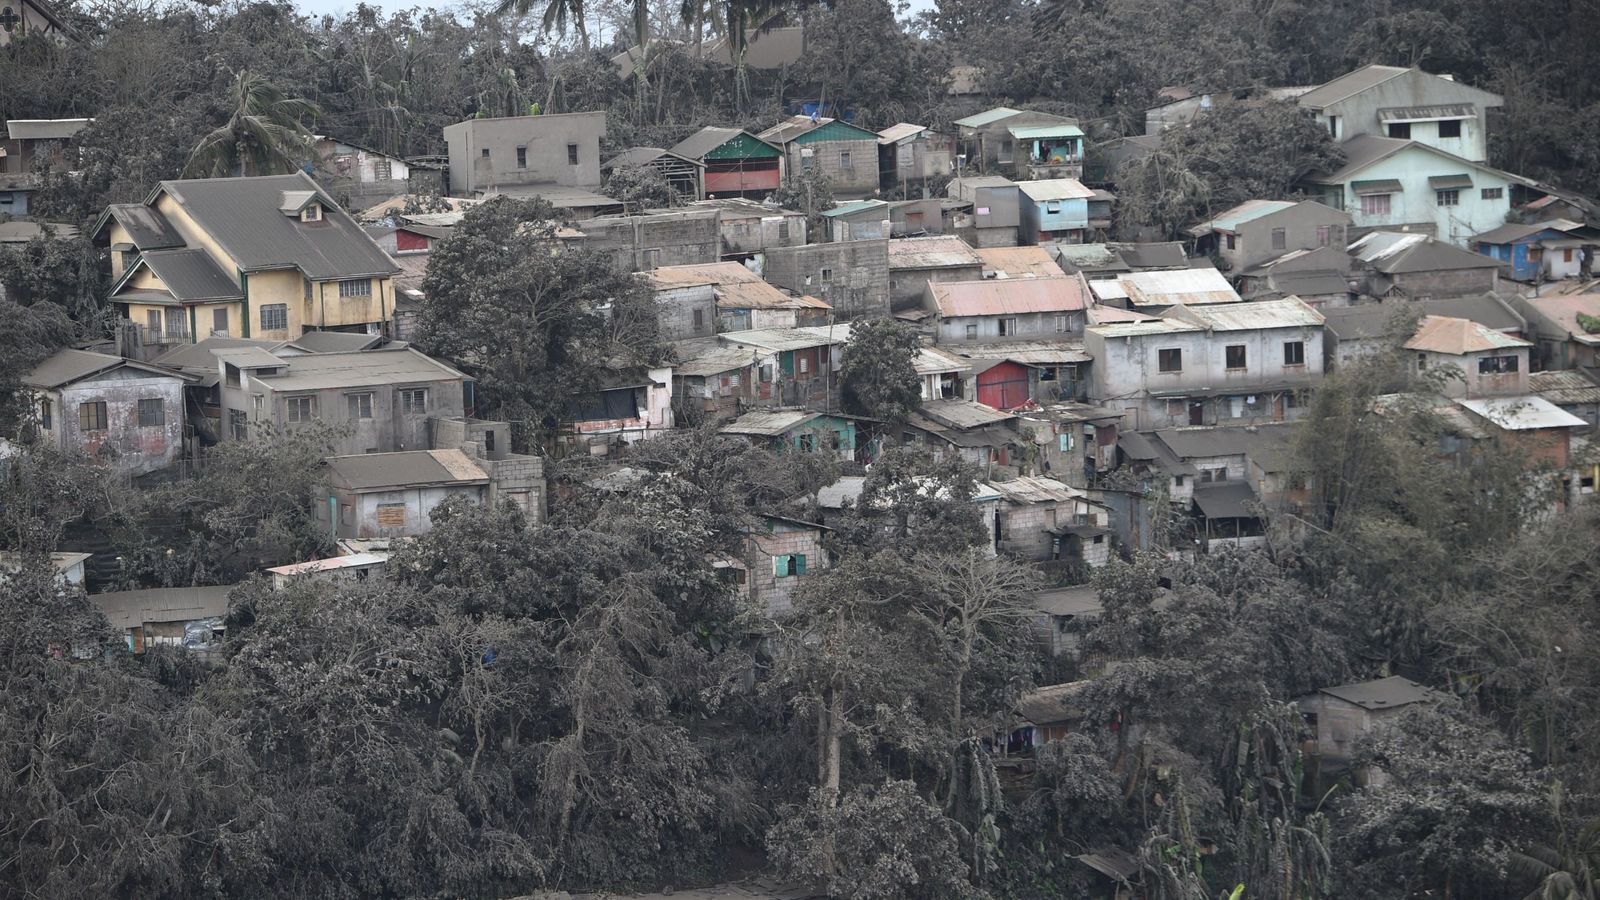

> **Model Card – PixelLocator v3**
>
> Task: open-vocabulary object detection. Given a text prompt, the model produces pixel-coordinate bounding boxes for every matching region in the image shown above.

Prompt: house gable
[791,120,879,145]
[705,132,782,161]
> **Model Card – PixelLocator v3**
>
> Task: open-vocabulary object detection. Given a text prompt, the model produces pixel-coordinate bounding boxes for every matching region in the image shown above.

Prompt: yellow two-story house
[93,172,400,351]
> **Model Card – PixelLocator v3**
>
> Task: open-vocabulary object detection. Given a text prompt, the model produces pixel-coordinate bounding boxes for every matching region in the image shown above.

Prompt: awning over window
[1352,179,1403,195]
[1379,104,1476,123]
[1428,174,1474,190]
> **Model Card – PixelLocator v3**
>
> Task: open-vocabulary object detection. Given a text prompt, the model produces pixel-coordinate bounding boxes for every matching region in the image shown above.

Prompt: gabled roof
[1295,64,1410,109]
[1403,315,1530,355]
[1090,269,1241,306]
[721,408,824,436]
[929,276,1090,317]
[667,126,780,161]
[1192,480,1260,519]
[1186,199,1297,236]
[1520,294,1600,346]
[604,146,703,169]
[721,327,845,352]
[22,349,180,390]
[327,449,487,491]
[1470,221,1581,245]
[1310,134,1532,188]
[124,248,246,302]
[152,172,400,279]
[5,118,91,141]
[95,203,186,250]
[1111,242,1190,270]
[1350,233,1505,274]
[822,199,889,218]
[247,347,466,392]
[757,116,879,146]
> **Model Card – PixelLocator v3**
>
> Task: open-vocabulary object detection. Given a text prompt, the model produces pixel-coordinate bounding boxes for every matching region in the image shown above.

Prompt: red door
[977,361,1031,409]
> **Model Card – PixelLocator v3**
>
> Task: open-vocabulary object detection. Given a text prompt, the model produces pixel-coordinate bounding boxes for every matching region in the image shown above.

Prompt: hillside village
[3,1,1600,897]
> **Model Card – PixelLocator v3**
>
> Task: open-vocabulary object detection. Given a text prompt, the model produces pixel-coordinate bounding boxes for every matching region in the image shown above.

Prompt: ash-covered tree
[1116,100,1343,241]
[0,299,75,439]
[0,231,106,321]
[839,317,922,423]
[602,163,684,210]
[417,196,662,449]
[771,169,836,236]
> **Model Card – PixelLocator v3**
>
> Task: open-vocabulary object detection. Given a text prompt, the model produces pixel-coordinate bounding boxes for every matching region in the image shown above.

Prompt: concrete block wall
[763,239,890,319]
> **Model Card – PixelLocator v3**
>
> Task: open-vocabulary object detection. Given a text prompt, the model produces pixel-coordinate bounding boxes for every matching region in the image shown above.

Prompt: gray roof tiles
[23,349,180,389]
[139,248,245,301]
[327,449,488,491]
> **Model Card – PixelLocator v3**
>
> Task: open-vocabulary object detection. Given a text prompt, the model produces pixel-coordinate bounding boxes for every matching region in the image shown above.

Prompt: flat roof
[1016,178,1095,201]
[1457,396,1588,430]
[1090,269,1241,306]
[250,347,464,392]
[1317,675,1444,710]
[89,584,235,630]
[930,276,1089,317]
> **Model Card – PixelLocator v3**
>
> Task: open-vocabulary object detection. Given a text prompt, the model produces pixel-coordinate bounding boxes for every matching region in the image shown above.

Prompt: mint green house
[757,116,882,199]
[1305,135,1526,247]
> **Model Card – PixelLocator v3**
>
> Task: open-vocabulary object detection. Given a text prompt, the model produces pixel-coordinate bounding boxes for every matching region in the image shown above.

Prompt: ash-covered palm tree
[185,70,321,179]
[498,0,590,50]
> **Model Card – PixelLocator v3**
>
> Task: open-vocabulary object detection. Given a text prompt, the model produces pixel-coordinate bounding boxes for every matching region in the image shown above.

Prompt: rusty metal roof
[930,276,1090,317]
[1403,315,1530,355]
[887,235,983,270]
[977,245,1066,279]
[1089,268,1241,306]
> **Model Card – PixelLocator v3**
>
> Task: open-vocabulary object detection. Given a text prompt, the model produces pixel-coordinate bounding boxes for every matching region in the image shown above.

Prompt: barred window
[338,278,372,298]
[261,304,289,331]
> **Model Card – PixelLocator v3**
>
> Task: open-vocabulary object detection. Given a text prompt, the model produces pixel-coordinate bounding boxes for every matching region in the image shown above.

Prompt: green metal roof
[954,107,1022,128]
[1008,123,1086,140]
[704,131,782,160]
[792,119,879,145]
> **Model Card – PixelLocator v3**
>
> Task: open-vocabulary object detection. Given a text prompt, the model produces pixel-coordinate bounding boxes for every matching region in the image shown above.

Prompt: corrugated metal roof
[887,236,983,270]
[877,122,928,145]
[213,347,289,369]
[1168,296,1324,330]
[1111,241,1189,270]
[1091,269,1241,307]
[647,261,755,288]
[720,408,822,436]
[289,331,384,352]
[676,345,758,377]
[1016,178,1094,201]
[1379,104,1476,123]
[1530,369,1600,405]
[977,245,1066,279]
[722,327,846,352]
[1189,199,1296,235]
[1268,271,1351,296]
[669,127,780,161]
[1086,305,1160,324]
[953,107,1023,128]
[930,276,1089,317]
[1154,423,1297,463]
[1008,123,1085,140]
[962,340,1092,364]
[266,553,388,576]
[489,184,620,208]
[139,248,245,301]
[1016,679,1087,724]
[1318,675,1443,710]
[5,118,91,141]
[986,475,1080,504]
[160,173,399,278]
[0,220,79,243]
[1404,315,1530,354]
[23,349,178,389]
[757,116,827,144]
[920,398,1015,429]
[1358,235,1505,274]
[1193,481,1259,518]
[1295,64,1409,109]
[821,199,888,218]
[914,345,972,375]
[1522,294,1600,346]
[1458,396,1587,430]
[328,448,487,490]
[89,584,234,630]
[250,347,465,392]
[1086,318,1204,338]
[604,146,700,169]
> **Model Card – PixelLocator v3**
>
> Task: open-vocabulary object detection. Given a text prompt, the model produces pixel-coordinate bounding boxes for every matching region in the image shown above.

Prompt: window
[1286,388,1305,409]
[286,396,315,423]
[300,204,322,223]
[799,357,810,374]
[1326,115,1339,137]
[1386,122,1411,139]
[392,388,428,415]
[1158,348,1182,372]
[484,429,496,452]
[999,139,1014,162]
[481,147,490,159]
[965,323,978,340]
[347,392,374,419]
[773,553,808,577]
[692,308,704,330]
[1481,187,1503,200]
[1436,189,1460,207]
[212,307,229,336]
[376,503,407,527]
[1226,233,1237,250]
[1283,340,1305,366]
[1478,355,1519,374]
[1225,344,1247,370]
[838,150,851,168]
[1270,228,1286,250]
[1316,225,1332,247]
[1055,314,1071,333]
[1417,353,1428,370]
[261,303,288,332]
[802,155,816,174]
[759,364,774,383]
[1046,200,1061,214]
[146,310,160,333]
[820,267,833,283]
[1360,193,1392,216]
[304,278,313,302]
[78,401,107,432]
[1173,474,1185,487]
[1201,467,1228,483]
[515,146,527,168]
[1563,248,1574,263]
[716,566,747,585]
[137,398,164,427]
[39,399,50,429]
[230,409,247,441]
[1438,119,1462,139]
[338,278,371,298]
[1166,399,1187,417]
[567,143,579,165]
[998,316,1018,336]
